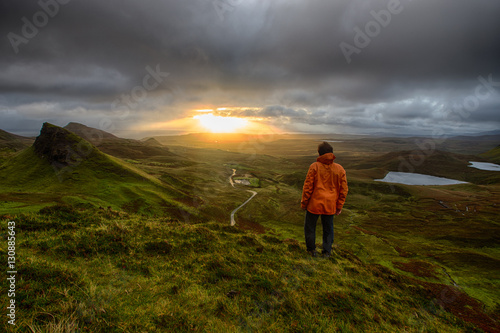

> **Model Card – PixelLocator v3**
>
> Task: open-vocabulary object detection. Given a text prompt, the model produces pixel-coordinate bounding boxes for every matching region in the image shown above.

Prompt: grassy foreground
[1,206,497,332]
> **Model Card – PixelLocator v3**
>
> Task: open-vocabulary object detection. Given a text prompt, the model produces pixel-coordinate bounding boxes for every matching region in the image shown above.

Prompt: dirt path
[229,169,236,187]
[229,169,257,226]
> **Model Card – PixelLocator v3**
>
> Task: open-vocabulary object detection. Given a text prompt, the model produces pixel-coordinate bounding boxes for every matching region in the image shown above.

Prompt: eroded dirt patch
[236,217,266,234]
[392,260,439,279]
[420,281,500,333]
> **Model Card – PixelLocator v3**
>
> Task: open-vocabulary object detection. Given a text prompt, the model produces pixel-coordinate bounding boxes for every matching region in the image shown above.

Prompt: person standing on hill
[301,141,348,258]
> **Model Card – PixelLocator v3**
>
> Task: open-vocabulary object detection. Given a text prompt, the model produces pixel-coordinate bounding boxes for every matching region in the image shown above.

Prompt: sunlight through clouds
[193,113,248,133]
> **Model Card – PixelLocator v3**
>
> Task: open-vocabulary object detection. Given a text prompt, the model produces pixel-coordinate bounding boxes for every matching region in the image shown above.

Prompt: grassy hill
[0,129,34,150]
[142,137,164,147]
[0,123,195,217]
[481,145,500,163]
[0,129,34,166]
[1,207,498,332]
[436,135,500,155]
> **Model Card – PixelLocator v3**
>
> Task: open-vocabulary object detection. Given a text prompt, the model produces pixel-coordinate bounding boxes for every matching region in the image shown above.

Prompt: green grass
[0,129,33,152]
[481,145,500,163]
[0,147,195,217]
[1,207,494,332]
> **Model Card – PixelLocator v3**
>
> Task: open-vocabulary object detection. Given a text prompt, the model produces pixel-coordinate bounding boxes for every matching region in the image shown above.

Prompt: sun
[193,113,248,133]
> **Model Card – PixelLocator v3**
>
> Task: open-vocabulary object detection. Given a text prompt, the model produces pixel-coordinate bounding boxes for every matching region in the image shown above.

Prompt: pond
[375,172,468,186]
[468,161,500,171]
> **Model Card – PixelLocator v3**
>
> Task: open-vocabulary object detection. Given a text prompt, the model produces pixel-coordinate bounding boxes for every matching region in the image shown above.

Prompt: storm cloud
[1,0,499,137]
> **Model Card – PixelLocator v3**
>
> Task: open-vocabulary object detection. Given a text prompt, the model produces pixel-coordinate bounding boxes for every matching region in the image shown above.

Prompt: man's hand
[335,209,342,216]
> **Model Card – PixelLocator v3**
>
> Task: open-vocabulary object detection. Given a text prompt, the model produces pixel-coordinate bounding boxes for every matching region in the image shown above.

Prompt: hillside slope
[142,137,164,147]
[0,128,34,151]
[1,208,498,332]
[481,145,500,163]
[0,123,195,216]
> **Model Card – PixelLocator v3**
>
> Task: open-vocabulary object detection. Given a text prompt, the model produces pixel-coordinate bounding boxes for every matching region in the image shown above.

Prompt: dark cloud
[1,0,499,136]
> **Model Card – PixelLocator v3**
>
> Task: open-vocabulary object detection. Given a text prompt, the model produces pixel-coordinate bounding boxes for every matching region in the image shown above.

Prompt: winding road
[229,169,257,226]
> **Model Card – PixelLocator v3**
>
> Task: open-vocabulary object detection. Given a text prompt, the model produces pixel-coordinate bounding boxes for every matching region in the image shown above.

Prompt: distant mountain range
[461,129,500,137]
[1,122,499,160]
[1,122,185,160]
[63,122,177,160]
[368,129,500,138]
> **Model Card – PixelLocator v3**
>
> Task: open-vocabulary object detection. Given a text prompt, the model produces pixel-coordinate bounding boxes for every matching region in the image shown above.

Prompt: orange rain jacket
[301,153,348,215]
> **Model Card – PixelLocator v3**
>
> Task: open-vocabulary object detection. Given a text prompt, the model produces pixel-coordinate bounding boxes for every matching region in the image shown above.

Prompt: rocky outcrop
[33,122,95,168]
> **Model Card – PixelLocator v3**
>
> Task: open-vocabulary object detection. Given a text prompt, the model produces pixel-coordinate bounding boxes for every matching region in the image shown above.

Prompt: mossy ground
[1,207,495,332]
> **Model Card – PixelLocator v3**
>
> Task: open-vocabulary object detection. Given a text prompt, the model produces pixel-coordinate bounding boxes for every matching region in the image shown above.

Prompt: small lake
[468,161,500,171]
[375,172,468,186]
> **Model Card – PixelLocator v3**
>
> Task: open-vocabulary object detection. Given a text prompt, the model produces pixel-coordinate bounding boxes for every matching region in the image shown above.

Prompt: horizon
[3,121,500,141]
[1,1,500,139]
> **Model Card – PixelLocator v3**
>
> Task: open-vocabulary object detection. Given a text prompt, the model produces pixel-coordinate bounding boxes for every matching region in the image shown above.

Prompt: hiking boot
[307,250,317,257]
[322,252,331,259]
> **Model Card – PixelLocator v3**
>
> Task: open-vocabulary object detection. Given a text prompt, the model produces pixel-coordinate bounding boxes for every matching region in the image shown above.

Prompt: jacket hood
[317,152,336,165]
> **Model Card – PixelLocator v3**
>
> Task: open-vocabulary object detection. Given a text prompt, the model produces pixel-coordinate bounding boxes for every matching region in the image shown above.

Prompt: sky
[1,0,500,138]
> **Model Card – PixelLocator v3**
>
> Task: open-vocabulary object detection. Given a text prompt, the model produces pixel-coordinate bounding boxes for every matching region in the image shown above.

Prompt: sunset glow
[193,114,248,133]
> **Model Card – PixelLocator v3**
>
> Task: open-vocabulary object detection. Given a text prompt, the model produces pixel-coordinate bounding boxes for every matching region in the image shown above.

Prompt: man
[301,142,348,258]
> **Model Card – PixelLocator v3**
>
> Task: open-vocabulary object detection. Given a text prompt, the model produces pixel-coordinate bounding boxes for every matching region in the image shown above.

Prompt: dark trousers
[304,210,334,254]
